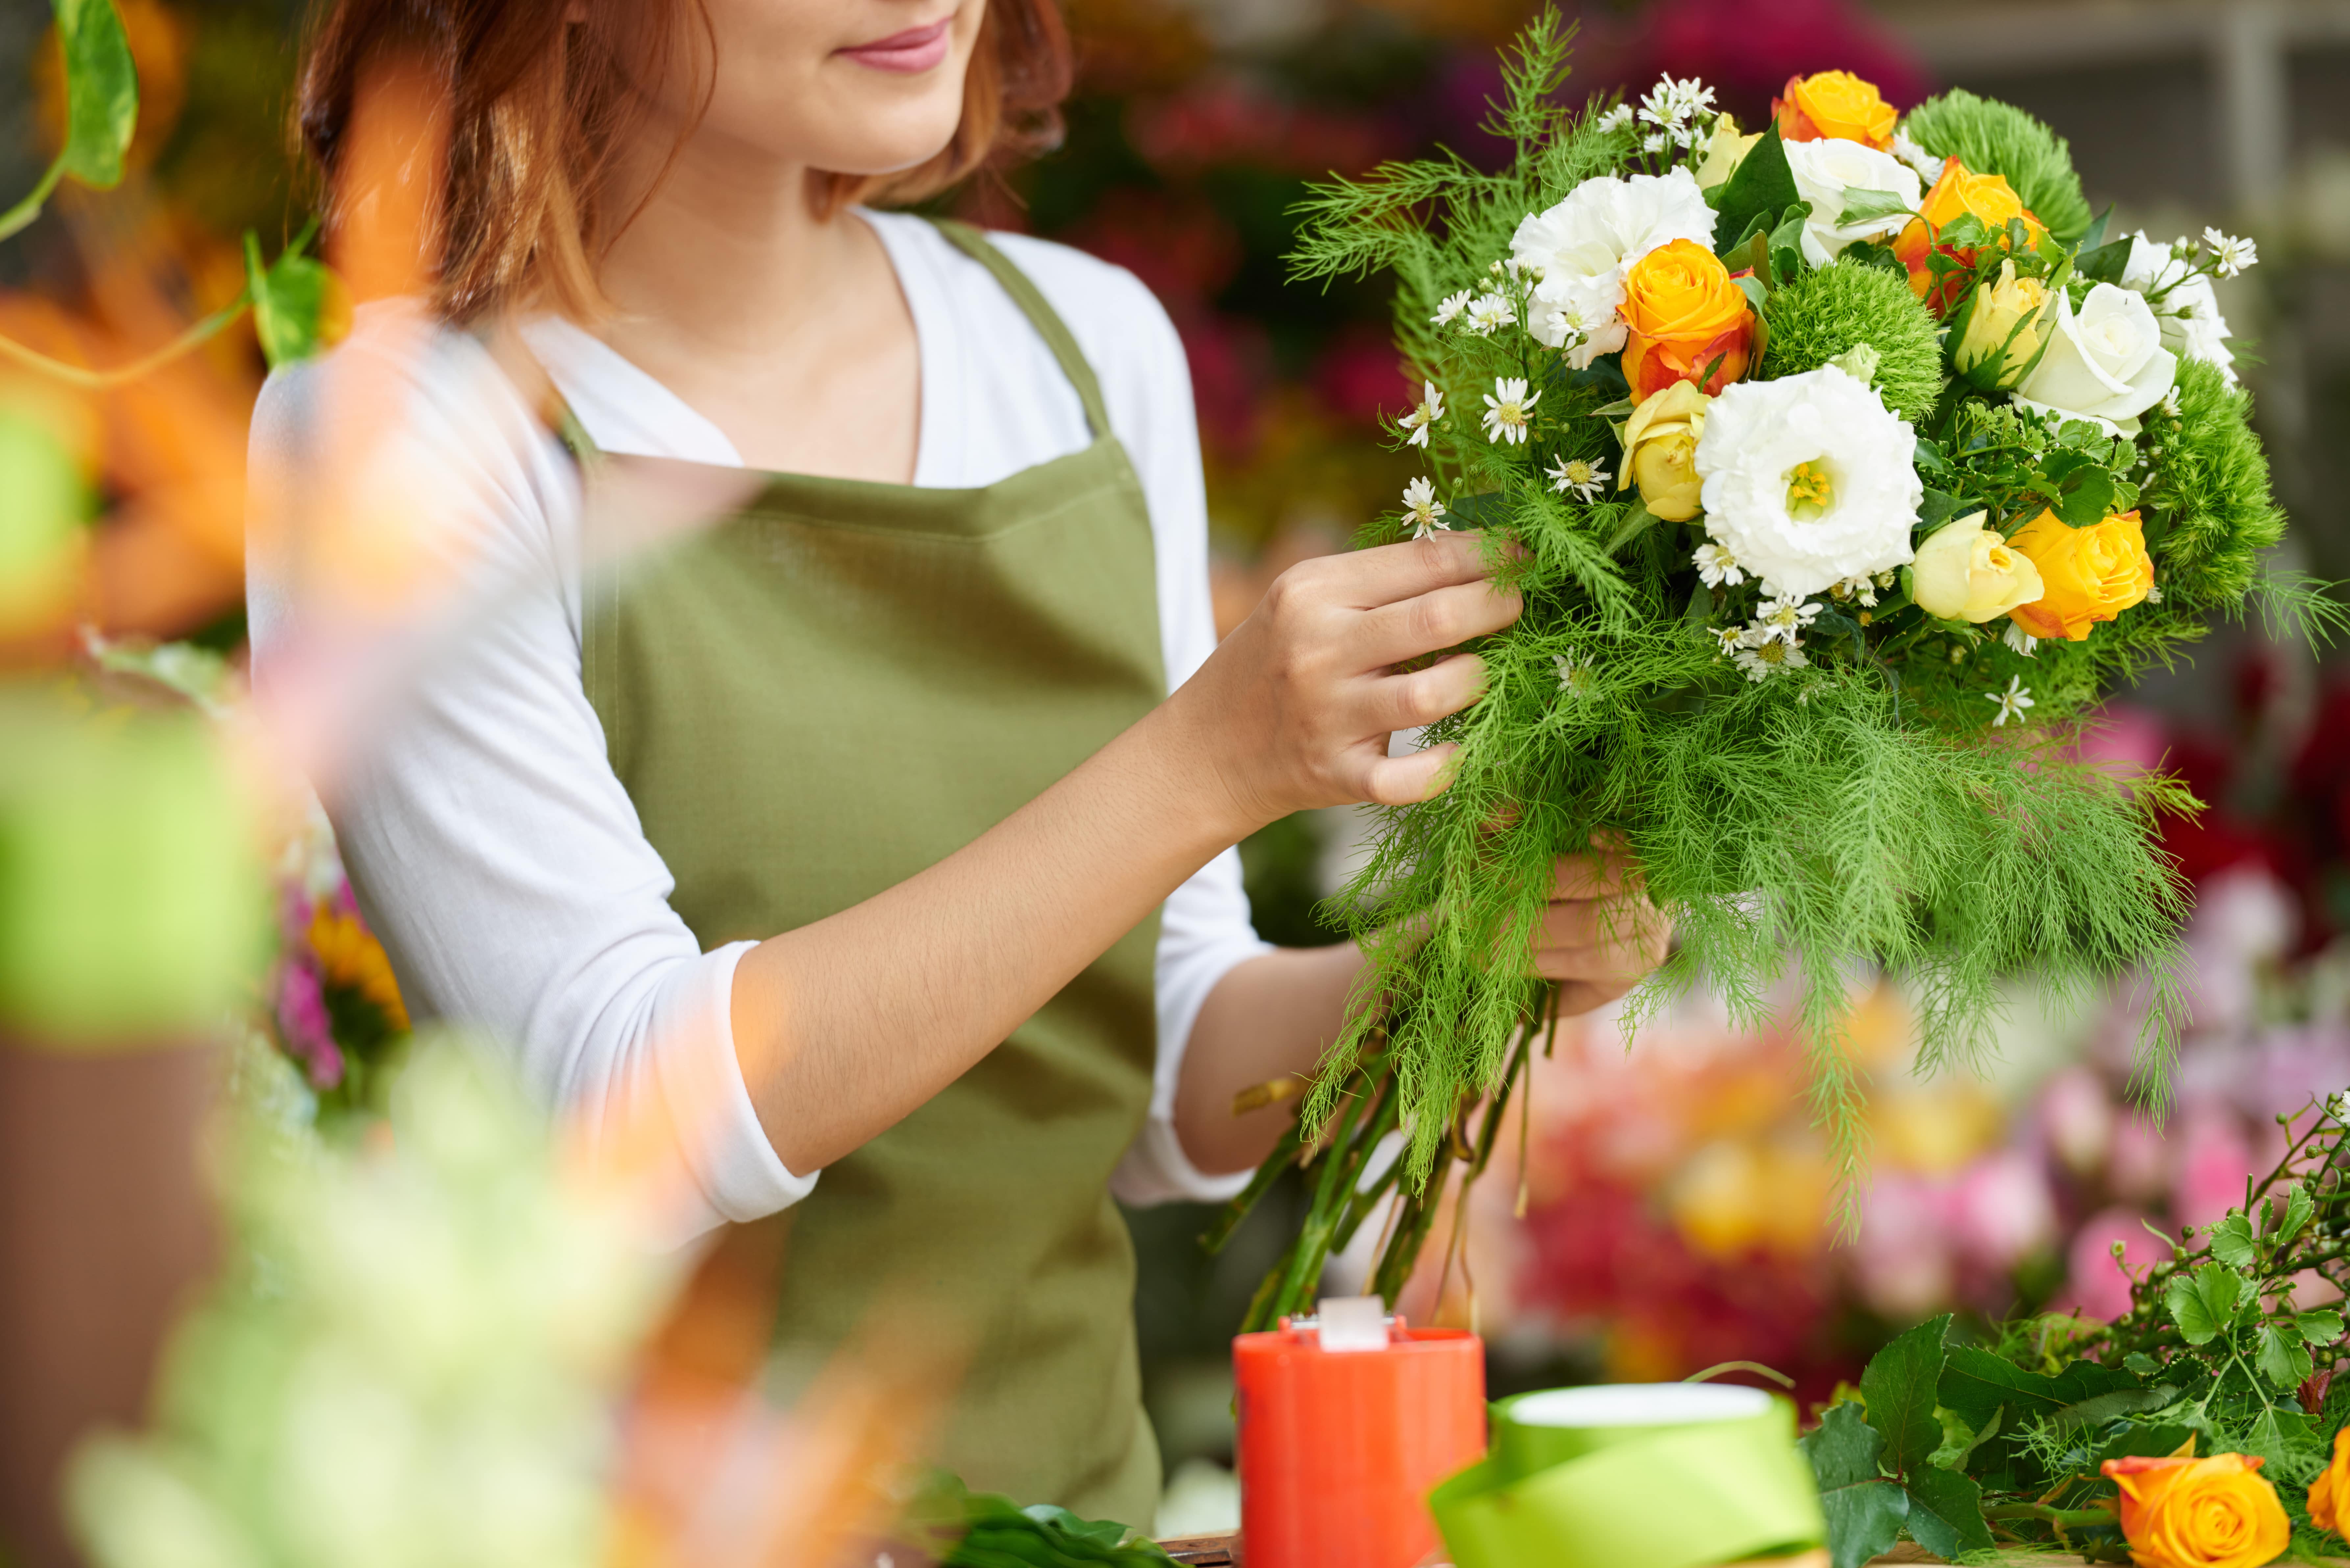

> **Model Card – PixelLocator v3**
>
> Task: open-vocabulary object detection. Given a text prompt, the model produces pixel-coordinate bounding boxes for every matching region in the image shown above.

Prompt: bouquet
[1212,13,2337,1327]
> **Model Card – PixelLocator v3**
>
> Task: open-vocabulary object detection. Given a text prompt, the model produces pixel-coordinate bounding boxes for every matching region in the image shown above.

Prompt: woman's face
[666,0,986,177]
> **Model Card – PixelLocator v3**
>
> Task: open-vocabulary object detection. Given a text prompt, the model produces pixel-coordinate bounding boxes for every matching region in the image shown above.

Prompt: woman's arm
[1170,843,1675,1176]
[730,533,1522,1175]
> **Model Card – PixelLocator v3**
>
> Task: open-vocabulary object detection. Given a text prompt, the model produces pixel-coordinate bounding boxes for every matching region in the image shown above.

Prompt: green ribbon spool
[1430,1383,1825,1568]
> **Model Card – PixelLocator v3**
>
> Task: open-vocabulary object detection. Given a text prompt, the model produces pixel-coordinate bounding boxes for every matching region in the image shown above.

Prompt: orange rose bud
[2309,1427,2350,1535]
[1772,70,1898,150]
[2007,509,2154,642]
[2100,1452,2290,1568]
[1893,158,2050,314]
[1619,240,1754,401]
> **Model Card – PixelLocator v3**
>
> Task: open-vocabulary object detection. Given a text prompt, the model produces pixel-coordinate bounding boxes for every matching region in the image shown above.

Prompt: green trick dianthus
[1902,90,2095,245]
[2149,356,2286,608]
[1758,259,1944,422]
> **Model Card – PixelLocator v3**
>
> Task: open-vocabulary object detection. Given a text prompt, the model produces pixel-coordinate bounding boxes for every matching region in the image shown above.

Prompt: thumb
[1361,742,1460,806]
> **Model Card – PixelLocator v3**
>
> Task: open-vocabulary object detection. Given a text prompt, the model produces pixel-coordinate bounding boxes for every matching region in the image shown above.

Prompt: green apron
[571,220,1167,1524]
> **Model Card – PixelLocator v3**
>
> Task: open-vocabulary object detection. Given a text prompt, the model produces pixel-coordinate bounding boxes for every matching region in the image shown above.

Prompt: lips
[837,16,952,73]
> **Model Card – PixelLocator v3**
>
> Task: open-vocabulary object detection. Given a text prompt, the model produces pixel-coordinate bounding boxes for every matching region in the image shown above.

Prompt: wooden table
[1154,1537,2085,1567]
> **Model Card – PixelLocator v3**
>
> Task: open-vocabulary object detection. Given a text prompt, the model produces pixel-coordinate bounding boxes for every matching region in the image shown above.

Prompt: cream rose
[1509,168,1718,366]
[1780,137,1922,266]
[2013,282,2178,436]
[1909,511,2044,622]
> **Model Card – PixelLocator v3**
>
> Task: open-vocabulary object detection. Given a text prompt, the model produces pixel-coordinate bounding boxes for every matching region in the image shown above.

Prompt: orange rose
[1619,240,1753,400]
[1892,158,2049,314]
[2006,509,2155,642]
[2309,1427,2350,1535]
[2100,1452,2289,1568]
[1772,71,1897,150]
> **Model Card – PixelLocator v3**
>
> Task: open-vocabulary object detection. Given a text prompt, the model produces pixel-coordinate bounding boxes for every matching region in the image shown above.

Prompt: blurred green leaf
[0,406,84,627]
[244,227,344,368]
[56,0,139,190]
[1800,1404,1908,1568]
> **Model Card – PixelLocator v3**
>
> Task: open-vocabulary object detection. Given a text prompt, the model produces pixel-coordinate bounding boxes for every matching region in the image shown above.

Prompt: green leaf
[1939,1348,2139,1433]
[2206,1211,2259,1267]
[1603,498,1662,554]
[2123,1353,2161,1376]
[1837,188,1914,228]
[2076,236,2132,285]
[2049,1386,2179,1429]
[2096,1424,2196,1464]
[2240,1407,2326,1484]
[2165,1263,2245,1346]
[1712,131,1799,262]
[2275,1186,2316,1247]
[2257,1321,2313,1389]
[244,228,342,368]
[1861,1314,1952,1479]
[1801,1404,1910,1568]
[1902,1464,1995,1560]
[54,0,138,191]
[1769,202,1811,286]
[2300,1309,2345,1346]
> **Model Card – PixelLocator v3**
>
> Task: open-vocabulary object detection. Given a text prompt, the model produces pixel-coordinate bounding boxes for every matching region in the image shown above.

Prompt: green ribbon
[1430,1388,1825,1568]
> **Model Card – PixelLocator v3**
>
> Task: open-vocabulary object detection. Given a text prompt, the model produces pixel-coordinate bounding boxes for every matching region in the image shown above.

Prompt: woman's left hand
[1534,835,1673,1015]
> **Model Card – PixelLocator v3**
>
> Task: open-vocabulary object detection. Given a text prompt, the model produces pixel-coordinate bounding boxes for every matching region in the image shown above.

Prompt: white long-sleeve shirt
[247,211,1268,1238]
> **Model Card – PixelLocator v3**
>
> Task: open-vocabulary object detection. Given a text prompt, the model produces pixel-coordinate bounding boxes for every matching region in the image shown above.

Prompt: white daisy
[1464,291,1518,336]
[2159,387,2182,419]
[1642,132,1668,155]
[1481,377,1540,445]
[2147,583,2164,604]
[1553,650,1596,698]
[1402,477,1448,539]
[1751,592,1822,645]
[1595,104,1634,135]
[1548,454,1610,502]
[1400,382,1445,448]
[1831,574,1879,608]
[1432,290,1473,327]
[1710,624,1746,657]
[1637,75,1716,144]
[1693,543,1745,588]
[2001,621,2039,657]
[2203,227,2258,277]
[1889,129,1946,186]
[1988,675,2035,727]
[1734,637,1809,682]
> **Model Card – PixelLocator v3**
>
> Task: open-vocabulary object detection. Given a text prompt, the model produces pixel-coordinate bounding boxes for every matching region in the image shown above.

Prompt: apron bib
[574,221,1167,1523]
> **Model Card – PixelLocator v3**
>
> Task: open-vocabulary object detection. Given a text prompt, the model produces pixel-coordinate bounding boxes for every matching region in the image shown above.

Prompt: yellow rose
[1616,380,1712,521]
[2007,508,2155,642]
[2100,1452,2289,1568]
[1773,71,1898,150]
[1695,114,1761,190]
[1619,239,1753,401]
[1952,259,2050,389]
[1910,510,2044,622]
[2309,1428,2350,1535]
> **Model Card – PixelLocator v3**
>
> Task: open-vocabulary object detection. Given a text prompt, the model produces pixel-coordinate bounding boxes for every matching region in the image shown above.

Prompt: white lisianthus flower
[1780,137,1921,264]
[1508,167,1715,366]
[2013,282,2178,436]
[2122,232,2236,384]
[1693,365,1922,599]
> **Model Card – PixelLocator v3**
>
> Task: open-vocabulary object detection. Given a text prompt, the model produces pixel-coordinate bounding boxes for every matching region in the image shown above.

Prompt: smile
[837,16,952,73]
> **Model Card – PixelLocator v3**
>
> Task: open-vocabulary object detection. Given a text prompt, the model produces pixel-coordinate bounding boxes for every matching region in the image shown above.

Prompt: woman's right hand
[1170,531,1523,832]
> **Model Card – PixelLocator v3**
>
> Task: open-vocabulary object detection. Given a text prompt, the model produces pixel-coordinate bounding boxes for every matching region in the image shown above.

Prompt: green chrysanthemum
[2149,357,2286,609]
[1759,259,1945,422]
[1902,89,2095,246]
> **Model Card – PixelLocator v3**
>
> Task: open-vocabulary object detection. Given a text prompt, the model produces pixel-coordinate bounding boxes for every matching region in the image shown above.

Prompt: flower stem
[0,291,253,390]
[0,155,66,245]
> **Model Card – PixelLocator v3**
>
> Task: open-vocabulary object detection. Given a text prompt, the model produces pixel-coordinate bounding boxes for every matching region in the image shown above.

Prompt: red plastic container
[1233,1316,1487,1568]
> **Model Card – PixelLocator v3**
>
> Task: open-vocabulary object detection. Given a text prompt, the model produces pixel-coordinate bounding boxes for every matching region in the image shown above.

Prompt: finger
[1352,580,1524,668]
[1554,977,1636,1017]
[1359,742,1460,806]
[1325,531,1510,609]
[1550,846,1642,900]
[1367,652,1490,733]
[1532,937,1662,983]
[1536,898,1606,952]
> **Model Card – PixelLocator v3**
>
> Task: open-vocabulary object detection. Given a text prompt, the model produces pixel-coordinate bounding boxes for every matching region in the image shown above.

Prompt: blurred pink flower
[1627,0,1931,116]
[275,961,343,1091]
[1948,1150,2057,1272]
[2172,1112,2256,1232]
[1312,322,1412,430]
[2070,705,2170,779]
[2058,1207,2170,1321]
[1853,1173,1954,1319]
[2108,1110,2170,1200]
[2038,1064,2114,1177]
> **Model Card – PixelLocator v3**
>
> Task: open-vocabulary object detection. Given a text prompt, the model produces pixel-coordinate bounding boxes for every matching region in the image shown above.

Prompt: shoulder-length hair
[296,0,1073,324]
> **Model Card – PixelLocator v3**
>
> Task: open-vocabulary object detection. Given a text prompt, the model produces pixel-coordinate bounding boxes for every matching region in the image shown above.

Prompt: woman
[252,0,1667,1525]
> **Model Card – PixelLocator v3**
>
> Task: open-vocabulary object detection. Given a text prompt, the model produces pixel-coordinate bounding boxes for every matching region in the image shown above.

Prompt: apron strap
[929,217,1114,442]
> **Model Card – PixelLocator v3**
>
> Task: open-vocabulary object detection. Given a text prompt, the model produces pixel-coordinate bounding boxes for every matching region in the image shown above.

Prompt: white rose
[2013,282,2178,436]
[2122,230,2236,384]
[1781,138,1922,265]
[1509,167,1717,367]
[1694,365,1922,599]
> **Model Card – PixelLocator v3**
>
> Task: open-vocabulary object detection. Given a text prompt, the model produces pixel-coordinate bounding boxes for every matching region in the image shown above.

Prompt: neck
[593,116,870,367]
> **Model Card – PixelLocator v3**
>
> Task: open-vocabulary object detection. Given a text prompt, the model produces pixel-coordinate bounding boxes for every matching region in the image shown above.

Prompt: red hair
[297,0,1072,324]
